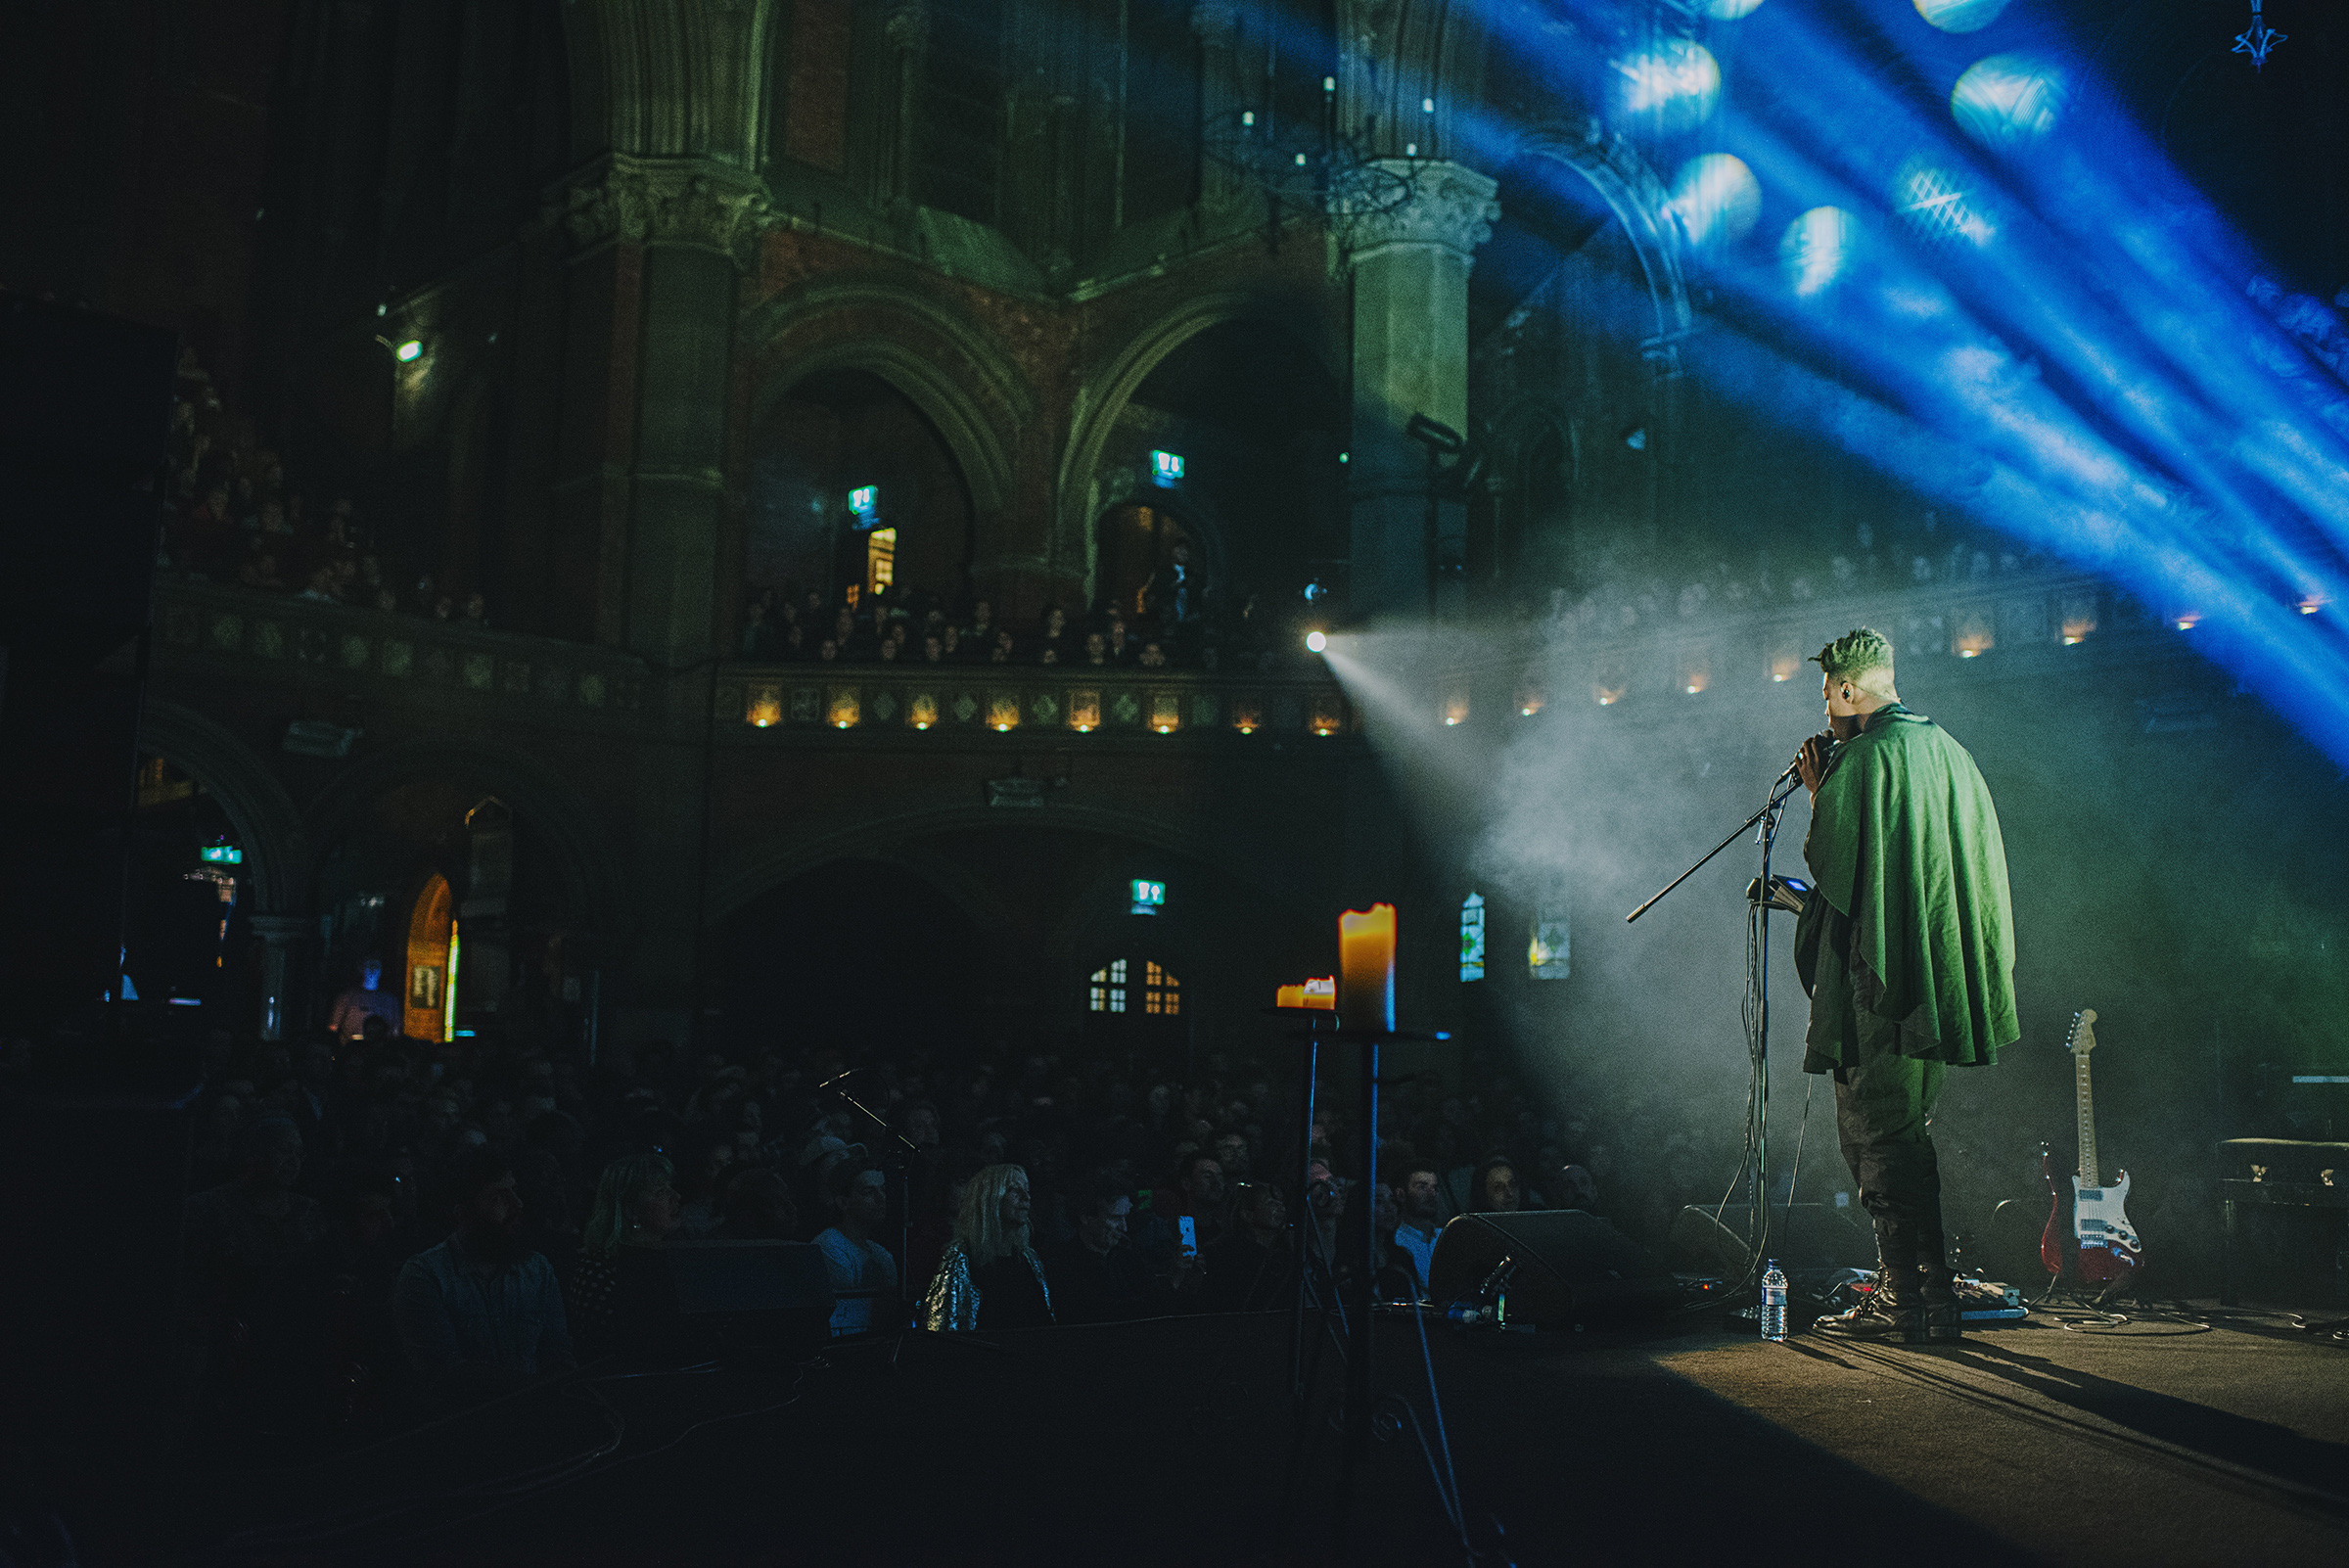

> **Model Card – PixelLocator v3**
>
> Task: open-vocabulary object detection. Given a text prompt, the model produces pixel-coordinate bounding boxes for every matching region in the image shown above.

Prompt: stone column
[248,915,309,1043]
[1190,0,1247,213]
[1338,161,1498,620]
[553,156,772,667]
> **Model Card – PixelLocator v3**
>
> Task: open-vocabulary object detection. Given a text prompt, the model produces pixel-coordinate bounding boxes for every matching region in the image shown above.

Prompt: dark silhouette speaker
[666,1240,836,1353]
[1668,1203,1878,1278]
[1425,1210,1675,1327]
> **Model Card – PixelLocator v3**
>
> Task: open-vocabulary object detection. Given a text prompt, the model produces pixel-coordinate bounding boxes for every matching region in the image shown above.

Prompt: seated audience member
[922,1164,1053,1331]
[391,1146,575,1407]
[1469,1156,1521,1215]
[714,1166,798,1241]
[568,1153,684,1362]
[1105,613,1134,665]
[326,957,400,1043]
[739,600,774,659]
[989,628,1017,664]
[1137,640,1168,669]
[1392,1163,1445,1298]
[814,1159,899,1335]
[1201,1181,1295,1314]
[1036,605,1072,665]
[182,1117,327,1397]
[1135,1151,1224,1268]
[907,1150,983,1294]
[1082,631,1108,666]
[940,623,964,662]
[1044,1169,1155,1323]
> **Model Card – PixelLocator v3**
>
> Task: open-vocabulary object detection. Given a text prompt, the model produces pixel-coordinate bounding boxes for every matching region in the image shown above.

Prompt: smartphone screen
[1178,1216,1198,1258]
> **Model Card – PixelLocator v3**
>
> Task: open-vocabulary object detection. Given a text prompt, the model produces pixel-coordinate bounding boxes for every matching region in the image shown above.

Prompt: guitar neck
[2075,1051,2099,1188]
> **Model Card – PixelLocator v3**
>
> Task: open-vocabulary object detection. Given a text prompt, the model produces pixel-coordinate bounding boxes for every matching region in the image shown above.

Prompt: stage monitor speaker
[1668,1203,1877,1278]
[1425,1210,1676,1328]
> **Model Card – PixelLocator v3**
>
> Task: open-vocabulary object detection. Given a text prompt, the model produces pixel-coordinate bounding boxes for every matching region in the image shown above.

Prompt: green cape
[1794,705,2019,1072]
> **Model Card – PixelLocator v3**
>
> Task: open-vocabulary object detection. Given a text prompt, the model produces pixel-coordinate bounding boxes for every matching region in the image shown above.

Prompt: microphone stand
[1625,763,1808,1314]
[818,1070,923,1326]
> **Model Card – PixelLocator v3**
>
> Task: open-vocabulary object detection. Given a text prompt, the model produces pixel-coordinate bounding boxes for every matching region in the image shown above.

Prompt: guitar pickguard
[2071,1170,2142,1283]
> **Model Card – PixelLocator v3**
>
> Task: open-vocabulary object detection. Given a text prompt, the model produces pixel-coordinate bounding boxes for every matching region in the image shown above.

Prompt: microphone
[1780,731,1837,785]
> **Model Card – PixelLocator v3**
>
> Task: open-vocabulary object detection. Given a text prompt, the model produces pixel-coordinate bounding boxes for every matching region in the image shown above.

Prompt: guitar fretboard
[2075,1050,2099,1188]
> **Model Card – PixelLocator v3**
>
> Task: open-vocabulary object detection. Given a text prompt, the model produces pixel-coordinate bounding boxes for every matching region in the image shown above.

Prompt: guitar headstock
[2065,1008,2099,1058]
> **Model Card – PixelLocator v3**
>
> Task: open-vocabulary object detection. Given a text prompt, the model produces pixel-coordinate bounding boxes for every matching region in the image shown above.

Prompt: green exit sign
[201,843,243,865]
[1129,879,1165,914]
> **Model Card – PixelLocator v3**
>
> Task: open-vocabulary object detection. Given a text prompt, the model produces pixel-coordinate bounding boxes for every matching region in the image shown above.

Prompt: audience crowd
[731,576,1314,675]
[155,357,497,628]
[119,997,1708,1447]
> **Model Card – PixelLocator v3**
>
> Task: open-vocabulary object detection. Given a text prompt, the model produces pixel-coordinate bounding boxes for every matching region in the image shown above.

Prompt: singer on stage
[1792,627,2018,1344]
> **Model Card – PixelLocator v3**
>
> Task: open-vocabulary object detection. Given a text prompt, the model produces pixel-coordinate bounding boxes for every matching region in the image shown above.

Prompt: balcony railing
[152,582,649,724]
[714,663,1359,741]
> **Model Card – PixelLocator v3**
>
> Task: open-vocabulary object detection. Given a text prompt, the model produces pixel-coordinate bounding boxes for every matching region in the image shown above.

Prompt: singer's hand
[1796,734,1834,797]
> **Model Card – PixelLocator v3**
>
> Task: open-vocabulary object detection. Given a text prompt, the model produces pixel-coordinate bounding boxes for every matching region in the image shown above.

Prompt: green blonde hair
[1813,626,1896,694]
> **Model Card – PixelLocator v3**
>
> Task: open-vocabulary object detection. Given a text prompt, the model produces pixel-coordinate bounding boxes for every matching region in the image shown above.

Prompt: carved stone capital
[1190,0,1239,45]
[1336,160,1500,267]
[554,156,776,268]
[885,1,931,52]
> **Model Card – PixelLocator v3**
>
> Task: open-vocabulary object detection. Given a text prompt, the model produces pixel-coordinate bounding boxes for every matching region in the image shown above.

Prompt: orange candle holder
[1338,904,1397,1032]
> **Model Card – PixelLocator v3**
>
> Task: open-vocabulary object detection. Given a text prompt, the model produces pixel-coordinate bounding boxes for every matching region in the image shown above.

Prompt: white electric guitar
[2039,1008,2143,1288]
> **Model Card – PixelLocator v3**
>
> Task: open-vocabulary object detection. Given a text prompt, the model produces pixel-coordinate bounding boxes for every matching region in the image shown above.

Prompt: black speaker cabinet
[1425,1210,1676,1328]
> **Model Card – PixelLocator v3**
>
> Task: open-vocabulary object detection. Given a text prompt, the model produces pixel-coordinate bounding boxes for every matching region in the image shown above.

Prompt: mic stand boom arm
[1624,770,1803,925]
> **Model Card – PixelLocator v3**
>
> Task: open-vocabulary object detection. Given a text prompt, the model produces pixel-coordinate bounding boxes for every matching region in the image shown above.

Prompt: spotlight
[1952,56,2067,152]
[395,339,424,362]
[1780,208,1860,299]
[1612,40,1721,136]
[1914,0,2009,33]
[1669,154,1763,254]
[1306,629,1328,654]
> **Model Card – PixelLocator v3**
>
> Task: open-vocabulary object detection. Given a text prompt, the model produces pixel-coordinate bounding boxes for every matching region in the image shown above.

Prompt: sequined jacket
[921,1240,1054,1332]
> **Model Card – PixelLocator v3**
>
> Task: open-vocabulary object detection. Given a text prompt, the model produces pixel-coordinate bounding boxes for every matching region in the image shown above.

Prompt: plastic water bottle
[1760,1260,1788,1343]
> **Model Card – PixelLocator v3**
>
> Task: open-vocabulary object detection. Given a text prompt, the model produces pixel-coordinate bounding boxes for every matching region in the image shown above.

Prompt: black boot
[1813,1220,1925,1343]
[1915,1219,1962,1343]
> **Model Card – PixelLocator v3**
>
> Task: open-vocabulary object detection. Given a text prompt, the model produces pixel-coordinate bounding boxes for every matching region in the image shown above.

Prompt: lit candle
[1338,905,1397,1032]
[1274,977,1339,1011]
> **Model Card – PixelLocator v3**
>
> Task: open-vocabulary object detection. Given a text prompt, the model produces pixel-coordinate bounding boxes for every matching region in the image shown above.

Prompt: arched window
[1088,957,1181,1017]
[1089,958,1127,1014]
[1530,905,1570,980]
[404,873,453,1041]
[1460,893,1486,982]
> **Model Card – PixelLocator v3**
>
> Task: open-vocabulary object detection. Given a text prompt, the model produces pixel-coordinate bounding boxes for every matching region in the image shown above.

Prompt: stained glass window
[1144,961,1180,1016]
[1529,906,1570,981]
[1089,958,1128,1013]
[1460,893,1487,982]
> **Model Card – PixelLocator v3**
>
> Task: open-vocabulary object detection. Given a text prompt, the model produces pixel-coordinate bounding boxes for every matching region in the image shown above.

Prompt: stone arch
[739,279,1030,519]
[1506,124,1692,377]
[1055,291,1341,599]
[295,738,622,944]
[136,699,306,915]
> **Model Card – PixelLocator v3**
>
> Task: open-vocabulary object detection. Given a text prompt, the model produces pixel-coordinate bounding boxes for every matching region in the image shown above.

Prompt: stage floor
[106,1302,2349,1566]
